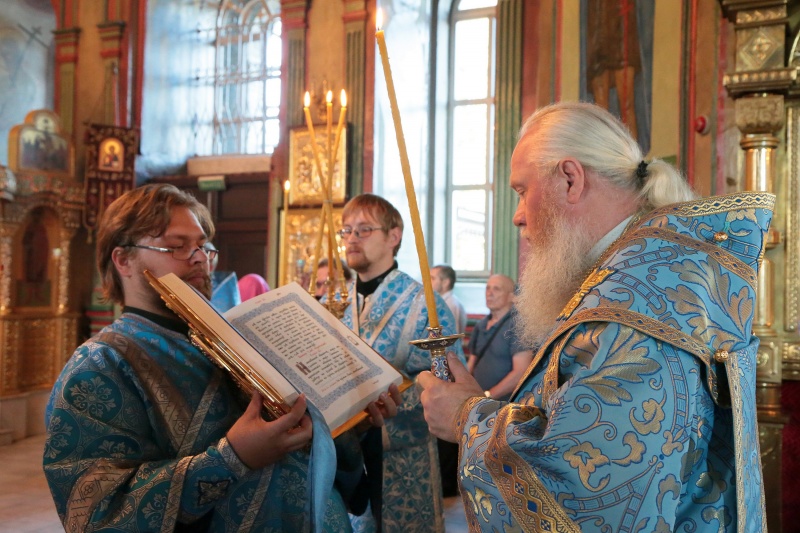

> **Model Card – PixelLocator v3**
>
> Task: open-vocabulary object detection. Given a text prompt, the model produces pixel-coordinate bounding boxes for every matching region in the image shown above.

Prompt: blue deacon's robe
[340,269,465,532]
[457,192,772,532]
[43,314,352,532]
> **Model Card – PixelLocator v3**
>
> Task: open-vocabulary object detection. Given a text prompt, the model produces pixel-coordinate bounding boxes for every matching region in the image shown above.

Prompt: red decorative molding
[343,10,367,23]
[282,0,308,30]
[687,0,698,186]
[715,12,729,195]
[133,0,147,128]
[107,0,120,20]
[53,28,81,119]
[554,0,562,100]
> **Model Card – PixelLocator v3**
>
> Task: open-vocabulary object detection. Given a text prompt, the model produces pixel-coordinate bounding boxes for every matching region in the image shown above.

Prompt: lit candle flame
[340,89,347,108]
[304,91,311,108]
[326,90,333,104]
[376,8,383,31]
[284,179,290,192]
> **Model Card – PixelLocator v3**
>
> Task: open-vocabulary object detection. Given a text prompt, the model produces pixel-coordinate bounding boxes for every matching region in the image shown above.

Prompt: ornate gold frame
[278,207,344,289]
[287,126,347,206]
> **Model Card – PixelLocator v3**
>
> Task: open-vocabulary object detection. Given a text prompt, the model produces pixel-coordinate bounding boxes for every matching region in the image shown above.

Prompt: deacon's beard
[514,212,596,349]
[184,271,212,300]
[195,274,213,300]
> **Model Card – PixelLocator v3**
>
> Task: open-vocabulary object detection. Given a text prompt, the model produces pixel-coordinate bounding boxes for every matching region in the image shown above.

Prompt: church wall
[650,1,682,167]
[306,0,346,99]
[555,1,729,199]
[0,0,56,168]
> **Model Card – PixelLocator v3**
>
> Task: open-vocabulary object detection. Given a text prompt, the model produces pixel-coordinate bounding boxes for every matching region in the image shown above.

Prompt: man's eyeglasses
[125,243,219,262]
[336,226,386,239]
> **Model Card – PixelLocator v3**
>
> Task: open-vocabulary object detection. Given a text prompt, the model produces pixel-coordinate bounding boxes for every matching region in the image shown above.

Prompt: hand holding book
[227,392,314,469]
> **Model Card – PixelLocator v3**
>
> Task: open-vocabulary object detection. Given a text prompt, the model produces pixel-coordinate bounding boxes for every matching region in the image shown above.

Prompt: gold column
[736,94,783,339]
[720,1,795,531]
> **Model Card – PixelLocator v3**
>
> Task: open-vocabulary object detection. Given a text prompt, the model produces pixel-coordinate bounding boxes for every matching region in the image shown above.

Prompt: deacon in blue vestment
[337,193,465,532]
[43,184,400,533]
[419,102,770,532]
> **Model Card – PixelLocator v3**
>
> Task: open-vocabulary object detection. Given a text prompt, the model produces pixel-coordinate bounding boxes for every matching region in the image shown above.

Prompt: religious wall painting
[8,109,72,175]
[278,207,344,290]
[0,0,57,165]
[98,137,124,172]
[288,126,347,206]
[83,124,140,236]
[580,0,654,153]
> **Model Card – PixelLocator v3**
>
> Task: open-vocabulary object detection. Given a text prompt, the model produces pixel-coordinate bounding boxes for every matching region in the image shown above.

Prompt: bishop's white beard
[515,211,596,349]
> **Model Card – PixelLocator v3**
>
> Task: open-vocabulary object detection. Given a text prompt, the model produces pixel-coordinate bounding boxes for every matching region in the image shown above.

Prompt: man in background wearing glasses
[43,184,399,532]
[336,193,464,533]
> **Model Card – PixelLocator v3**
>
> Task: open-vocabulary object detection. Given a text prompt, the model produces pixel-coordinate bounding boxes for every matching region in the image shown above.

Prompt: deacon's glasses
[125,243,219,262]
[336,226,387,239]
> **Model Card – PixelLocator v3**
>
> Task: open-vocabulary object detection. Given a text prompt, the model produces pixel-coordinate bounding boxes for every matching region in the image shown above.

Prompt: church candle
[330,90,348,293]
[304,91,329,296]
[376,13,439,329]
[325,90,333,195]
[303,92,327,193]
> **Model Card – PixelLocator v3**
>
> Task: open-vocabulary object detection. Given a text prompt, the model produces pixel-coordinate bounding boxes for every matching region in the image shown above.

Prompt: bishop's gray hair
[518,102,695,210]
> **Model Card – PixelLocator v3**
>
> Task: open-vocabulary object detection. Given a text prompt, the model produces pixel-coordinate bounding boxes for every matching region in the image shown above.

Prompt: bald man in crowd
[467,274,532,401]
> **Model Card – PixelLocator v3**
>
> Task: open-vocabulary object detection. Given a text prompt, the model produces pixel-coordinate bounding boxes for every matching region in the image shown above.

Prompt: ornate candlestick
[409,327,464,381]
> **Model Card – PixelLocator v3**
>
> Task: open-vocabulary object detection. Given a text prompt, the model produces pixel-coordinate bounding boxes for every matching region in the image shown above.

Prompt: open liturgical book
[145,271,407,438]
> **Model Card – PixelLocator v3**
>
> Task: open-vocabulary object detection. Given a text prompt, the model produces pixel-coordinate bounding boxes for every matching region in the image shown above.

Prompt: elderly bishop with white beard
[419,102,772,533]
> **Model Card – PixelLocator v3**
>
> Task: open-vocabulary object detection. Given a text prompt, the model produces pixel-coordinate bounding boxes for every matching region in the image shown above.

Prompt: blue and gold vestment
[43,313,351,532]
[457,192,772,532]
[341,269,465,532]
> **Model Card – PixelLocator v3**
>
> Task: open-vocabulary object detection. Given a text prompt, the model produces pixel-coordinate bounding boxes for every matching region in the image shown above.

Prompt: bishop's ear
[557,158,586,204]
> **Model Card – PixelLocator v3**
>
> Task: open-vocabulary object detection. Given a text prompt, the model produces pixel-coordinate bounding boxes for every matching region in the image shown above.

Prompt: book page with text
[157,273,298,403]
[225,283,402,430]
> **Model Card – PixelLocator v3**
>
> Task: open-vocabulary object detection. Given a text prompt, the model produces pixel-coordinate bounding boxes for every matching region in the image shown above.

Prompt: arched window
[214,0,281,154]
[446,0,497,276]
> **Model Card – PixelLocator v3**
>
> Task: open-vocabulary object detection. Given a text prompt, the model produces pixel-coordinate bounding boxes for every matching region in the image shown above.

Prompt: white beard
[514,213,596,349]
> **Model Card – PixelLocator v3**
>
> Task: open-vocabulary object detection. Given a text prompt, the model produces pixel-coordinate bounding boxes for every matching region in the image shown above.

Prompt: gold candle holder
[302,89,350,319]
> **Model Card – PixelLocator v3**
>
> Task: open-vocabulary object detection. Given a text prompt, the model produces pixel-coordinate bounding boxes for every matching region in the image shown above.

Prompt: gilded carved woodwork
[738,25,785,70]
[720,1,798,530]
[0,110,82,401]
[735,93,784,133]
[786,108,800,340]
[0,315,77,396]
[782,341,800,378]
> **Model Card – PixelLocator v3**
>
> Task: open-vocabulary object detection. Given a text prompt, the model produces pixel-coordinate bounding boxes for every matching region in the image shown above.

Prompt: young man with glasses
[43,184,400,532]
[336,193,464,533]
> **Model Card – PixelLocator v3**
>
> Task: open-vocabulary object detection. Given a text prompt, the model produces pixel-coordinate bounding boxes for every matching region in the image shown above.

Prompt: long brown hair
[96,184,214,304]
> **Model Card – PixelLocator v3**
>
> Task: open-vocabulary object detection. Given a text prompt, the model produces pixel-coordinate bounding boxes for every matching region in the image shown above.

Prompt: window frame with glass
[445,0,497,279]
[211,0,282,155]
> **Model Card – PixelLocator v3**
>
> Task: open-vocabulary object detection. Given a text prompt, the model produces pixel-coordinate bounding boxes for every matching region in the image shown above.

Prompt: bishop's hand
[418,352,483,442]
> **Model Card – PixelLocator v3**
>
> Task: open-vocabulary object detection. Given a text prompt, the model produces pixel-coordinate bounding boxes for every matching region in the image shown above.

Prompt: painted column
[53,28,81,136]
[492,0,523,279]
[97,21,126,125]
[342,0,367,197]
[269,0,309,289]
